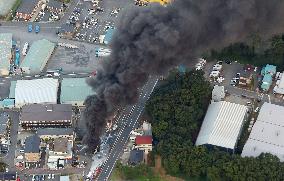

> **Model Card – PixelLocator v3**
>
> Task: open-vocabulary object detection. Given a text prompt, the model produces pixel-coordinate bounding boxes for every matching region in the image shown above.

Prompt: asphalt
[96,76,159,181]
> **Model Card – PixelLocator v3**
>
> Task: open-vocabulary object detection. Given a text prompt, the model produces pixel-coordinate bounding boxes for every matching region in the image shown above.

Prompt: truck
[95,48,111,57]
[15,48,20,66]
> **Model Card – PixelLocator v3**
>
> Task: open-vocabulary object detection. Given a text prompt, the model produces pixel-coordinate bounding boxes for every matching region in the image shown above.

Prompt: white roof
[242,103,284,161]
[60,176,70,181]
[212,85,225,102]
[15,78,58,106]
[196,101,247,149]
[274,71,284,94]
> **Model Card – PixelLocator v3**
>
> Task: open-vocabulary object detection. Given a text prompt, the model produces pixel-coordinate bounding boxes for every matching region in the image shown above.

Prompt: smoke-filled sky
[82,0,284,151]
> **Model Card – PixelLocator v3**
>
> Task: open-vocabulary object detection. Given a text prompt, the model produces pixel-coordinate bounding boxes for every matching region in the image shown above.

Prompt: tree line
[209,34,284,71]
[146,70,284,180]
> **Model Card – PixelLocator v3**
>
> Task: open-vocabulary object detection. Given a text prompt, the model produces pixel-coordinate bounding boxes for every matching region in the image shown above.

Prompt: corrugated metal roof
[15,78,58,106]
[9,81,16,98]
[60,78,94,104]
[195,101,247,149]
[242,103,284,161]
[0,33,12,72]
[20,39,55,75]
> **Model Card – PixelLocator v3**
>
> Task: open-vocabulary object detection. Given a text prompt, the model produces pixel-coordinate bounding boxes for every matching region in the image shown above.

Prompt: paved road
[96,77,158,181]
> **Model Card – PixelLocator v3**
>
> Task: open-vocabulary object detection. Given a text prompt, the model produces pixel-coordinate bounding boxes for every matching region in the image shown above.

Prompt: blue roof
[262,64,276,75]
[261,74,272,91]
[104,28,115,44]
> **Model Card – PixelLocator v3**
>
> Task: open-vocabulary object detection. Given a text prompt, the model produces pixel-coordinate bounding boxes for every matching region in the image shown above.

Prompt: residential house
[20,104,72,130]
[24,135,41,166]
[15,0,40,21]
[134,136,152,153]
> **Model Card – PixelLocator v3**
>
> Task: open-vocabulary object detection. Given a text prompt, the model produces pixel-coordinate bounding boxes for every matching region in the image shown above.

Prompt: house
[195,101,248,152]
[46,0,63,13]
[128,149,144,165]
[0,113,10,144]
[47,138,72,169]
[135,136,152,153]
[242,103,284,161]
[24,135,41,165]
[212,85,225,102]
[15,0,40,21]
[20,104,72,130]
[37,128,74,140]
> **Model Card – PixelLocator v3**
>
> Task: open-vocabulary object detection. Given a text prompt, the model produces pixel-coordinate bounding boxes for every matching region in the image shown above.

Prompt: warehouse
[20,104,72,129]
[15,78,59,108]
[60,78,94,106]
[0,33,12,76]
[242,103,284,161]
[195,101,248,151]
[20,39,55,75]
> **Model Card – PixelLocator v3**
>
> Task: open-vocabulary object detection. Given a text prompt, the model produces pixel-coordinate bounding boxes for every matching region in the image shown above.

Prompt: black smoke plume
[83,0,284,151]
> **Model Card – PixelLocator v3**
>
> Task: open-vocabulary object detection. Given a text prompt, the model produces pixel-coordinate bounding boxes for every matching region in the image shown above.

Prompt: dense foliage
[111,162,161,181]
[146,70,284,180]
[210,34,284,71]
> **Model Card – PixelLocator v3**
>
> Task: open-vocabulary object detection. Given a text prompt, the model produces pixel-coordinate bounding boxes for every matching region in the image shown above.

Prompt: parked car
[254,107,260,113]
[35,25,40,33]
[28,24,33,32]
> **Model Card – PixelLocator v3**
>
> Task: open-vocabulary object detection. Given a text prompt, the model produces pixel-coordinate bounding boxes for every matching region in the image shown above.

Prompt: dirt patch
[153,155,184,181]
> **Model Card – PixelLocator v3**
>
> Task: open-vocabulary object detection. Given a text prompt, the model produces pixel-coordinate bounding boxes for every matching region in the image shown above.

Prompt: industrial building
[20,104,72,129]
[273,71,284,95]
[60,78,94,106]
[242,103,284,161]
[14,78,59,107]
[195,101,248,151]
[0,33,12,76]
[20,39,55,75]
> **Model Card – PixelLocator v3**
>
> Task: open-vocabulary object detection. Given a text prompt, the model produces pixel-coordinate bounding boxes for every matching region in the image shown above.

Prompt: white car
[48,174,51,179]
[254,107,260,113]
[22,42,29,56]
[51,174,55,179]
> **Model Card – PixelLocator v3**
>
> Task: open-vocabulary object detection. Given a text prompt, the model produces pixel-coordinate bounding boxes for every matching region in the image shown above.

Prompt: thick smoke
[83,0,284,151]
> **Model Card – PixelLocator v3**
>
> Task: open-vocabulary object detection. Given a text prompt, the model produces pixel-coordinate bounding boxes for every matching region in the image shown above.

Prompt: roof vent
[276,130,280,136]
[46,105,53,112]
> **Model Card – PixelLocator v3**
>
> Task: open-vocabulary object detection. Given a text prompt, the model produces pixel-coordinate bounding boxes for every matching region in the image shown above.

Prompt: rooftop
[9,81,16,98]
[212,85,225,102]
[242,103,284,161]
[37,128,73,137]
[195,101,247,149]
[54,138,68,153]
[25,135,40,153]
[129,149,144,165]
[0,33,12,72]
[104,28,115,44]
[60,78,94,104]
[135,136,152,145]
[16,0,39,14]
[20,39,55,75]
[0,113,9,135]
[15,78,59,106]
[21,104,72,121]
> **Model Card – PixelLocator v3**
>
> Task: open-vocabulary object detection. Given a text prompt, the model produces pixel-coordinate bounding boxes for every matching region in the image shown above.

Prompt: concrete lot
[47,45,102,73]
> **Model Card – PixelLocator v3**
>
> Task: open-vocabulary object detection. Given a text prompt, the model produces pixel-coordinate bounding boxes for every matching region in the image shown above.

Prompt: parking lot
[64,0,133,44]
[47,44,101,73]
